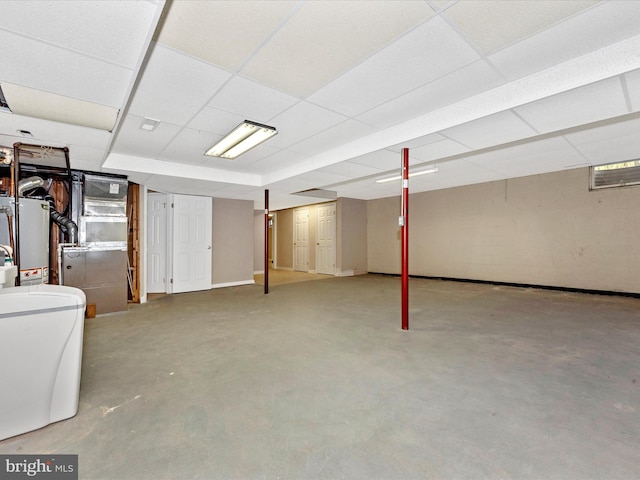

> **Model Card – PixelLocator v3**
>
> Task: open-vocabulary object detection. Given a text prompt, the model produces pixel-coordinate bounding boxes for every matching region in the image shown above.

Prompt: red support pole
[264,189,269,295]
[401,148,409,330]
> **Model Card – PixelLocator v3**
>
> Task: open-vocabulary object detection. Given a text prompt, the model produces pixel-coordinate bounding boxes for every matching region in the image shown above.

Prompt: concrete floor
[1,274,639,479]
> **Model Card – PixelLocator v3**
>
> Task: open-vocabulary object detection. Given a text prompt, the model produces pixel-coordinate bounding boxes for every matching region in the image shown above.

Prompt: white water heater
[0,196,50,285]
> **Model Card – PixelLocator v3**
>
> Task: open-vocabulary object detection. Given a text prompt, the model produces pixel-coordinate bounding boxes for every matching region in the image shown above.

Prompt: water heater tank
[0,197,50,285]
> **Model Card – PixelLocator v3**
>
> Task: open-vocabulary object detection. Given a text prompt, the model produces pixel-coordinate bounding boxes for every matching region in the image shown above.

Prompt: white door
[171,194,212,293]
[147,193,167,293]
[293,207,309,272]
[316,203,336,275]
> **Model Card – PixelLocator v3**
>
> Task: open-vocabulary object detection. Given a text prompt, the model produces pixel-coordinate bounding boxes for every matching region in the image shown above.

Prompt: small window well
[590,160,640,190]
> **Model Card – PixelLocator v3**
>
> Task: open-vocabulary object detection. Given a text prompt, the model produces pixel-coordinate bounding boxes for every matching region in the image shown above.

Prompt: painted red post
[264,189,269,295]
[401,148,409,330]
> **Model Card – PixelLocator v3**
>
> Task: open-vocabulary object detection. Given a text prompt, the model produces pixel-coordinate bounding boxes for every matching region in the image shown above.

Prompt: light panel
[205,121,277,159]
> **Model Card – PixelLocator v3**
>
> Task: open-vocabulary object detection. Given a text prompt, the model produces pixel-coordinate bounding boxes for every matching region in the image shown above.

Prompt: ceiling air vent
[590,160,640,190]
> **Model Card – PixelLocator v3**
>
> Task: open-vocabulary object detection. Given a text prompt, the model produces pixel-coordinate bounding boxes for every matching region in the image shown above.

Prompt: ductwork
[43,195,77,245]
[16,176,78,244]
[17,176,45,196]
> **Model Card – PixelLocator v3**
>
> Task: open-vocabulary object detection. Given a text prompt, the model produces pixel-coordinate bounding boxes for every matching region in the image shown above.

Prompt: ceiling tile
[188,106,245,136]
[288,120,376,156]
[0,112,111,151]
[0,30,132,107]
[249,150,305,175]
[515,77,629,134]
[112,114,182,158]
[445,0,597,54]
[489,1,640,81]
[564,116,640,164]
[208,76,299,123]
[440,111,537,149]
[315,161,385,179]
[128,44,231,125]
[464,137,586,177]
[155,0,297,72]
[307,16,480,117]
[625,68,640,111]
[241,1,434,97]
[158,128,228,168]
[0,0,159,68]
[356,60,504,129]
[2,83,118,131]
[347,150,400,170]
[267,101,348,149]
[407,138,472,163]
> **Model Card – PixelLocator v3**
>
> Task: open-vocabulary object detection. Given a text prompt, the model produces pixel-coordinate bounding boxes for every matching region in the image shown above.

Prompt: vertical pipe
[401,148,409,330]
[264,189,269,295]
[12,143,21,286]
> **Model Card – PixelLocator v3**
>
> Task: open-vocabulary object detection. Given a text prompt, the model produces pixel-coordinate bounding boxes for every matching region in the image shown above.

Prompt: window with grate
[590,160,640,190]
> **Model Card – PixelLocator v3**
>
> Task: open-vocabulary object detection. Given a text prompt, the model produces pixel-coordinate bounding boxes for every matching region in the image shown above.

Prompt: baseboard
[275,266,293,271]
[253,270,265,275]
[335,269,354,277]
[309,269,317,274]
[367,272,640,299]
[211,279,255,289]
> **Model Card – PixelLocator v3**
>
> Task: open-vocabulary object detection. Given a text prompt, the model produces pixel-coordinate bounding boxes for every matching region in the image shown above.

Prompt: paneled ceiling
[1,0,640,209]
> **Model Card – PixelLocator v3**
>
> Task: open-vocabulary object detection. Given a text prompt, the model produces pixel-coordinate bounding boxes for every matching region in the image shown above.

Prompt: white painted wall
[368,167,640,294]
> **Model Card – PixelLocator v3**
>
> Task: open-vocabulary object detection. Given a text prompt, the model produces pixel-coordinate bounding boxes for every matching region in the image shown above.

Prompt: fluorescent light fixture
[375,165,438,183]
[205,120,277,159]
[140,117,160,131]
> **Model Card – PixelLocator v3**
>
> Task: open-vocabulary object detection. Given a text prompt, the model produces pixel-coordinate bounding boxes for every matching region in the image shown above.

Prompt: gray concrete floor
[1,274,639,479]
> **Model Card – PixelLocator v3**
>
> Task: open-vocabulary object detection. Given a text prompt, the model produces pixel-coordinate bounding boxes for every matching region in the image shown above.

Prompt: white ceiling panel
[155,0,297,73]
[387,133,448,152]
[249,150,306,176]
[440,111,537,149]
[489,1,640,81]
[267,101,348,149]
[624,68,640,111]
[0,30,132,107]
[187,106,245,136]
[515,77,629,134]
[356,60,504,129]
[288,120,376,156]
[0,0,159,68]
[307,16,480,117]
[444,0,597,55]
[128,44,231,125]
[465,137,586,178]
[113,114,182,158]
[241,1,434,97]
[404,138,471,164]
[348,150,401,170]
[208,75,299,123]
[0,112,111,151]
[415,159,504,191]
[159,128,228,168]
[315,161,385,179]
[142,175,231,197]
[564,116,640,164]
[65,145,110,172]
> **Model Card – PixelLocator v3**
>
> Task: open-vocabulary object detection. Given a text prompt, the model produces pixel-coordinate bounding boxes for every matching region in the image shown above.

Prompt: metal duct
[17,176,45,196]
[43,195,77,245]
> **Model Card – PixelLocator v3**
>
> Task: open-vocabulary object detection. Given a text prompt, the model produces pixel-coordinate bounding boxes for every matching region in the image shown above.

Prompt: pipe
[12,143,20,286]
[401,148,409,331]
[0,206,15,264]
[17,176,45,196]
[43,195,77,245]
[264,189,269,295]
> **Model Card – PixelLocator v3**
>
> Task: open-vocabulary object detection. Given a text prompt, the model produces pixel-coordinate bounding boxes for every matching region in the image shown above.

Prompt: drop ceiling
[1,0,640,210]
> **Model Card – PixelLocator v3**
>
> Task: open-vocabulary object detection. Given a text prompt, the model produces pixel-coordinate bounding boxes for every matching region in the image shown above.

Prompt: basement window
[590,160,640,190]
